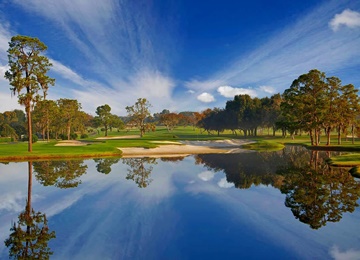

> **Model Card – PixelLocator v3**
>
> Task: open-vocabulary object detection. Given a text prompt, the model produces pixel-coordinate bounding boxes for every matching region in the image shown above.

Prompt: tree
[5,35,54,152]
[282,69,328,145]
[57,99,81,140]
[33,99,58,141]
[336,84,360,144]
[160,113,180,132]
[109,114,124,132]
[125,98,152,137]
[94,104,112,136]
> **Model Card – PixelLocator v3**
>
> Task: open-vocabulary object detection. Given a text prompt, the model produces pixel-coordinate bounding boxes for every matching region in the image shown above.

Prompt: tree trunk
[67,124,71,140]
[337,126,341,145]
[47,119,50,142]
[314,129,318,146]
[326,127,331,145]
[26,106,33,152]
[309,129,314,146]
[352,124,355,144]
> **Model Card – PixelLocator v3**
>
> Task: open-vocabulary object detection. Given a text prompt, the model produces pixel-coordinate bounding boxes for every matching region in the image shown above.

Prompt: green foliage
[22,134,38,143]
[126,98,152,137]
[5,35,54,152]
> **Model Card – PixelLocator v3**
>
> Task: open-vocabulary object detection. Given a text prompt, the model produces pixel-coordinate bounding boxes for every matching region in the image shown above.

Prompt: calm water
[0,146,359,259]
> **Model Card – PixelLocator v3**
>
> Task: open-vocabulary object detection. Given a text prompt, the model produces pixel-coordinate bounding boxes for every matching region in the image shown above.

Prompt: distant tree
[5,35,54,152]
[57,99,81,140]
[199,108,227,136]
[33,100,58,141]
[225,94,262,136]
[125,98,152,137]
[94,104,112,136]
[336,84,360,144]
[322,76,342,145]
[109,114,124,132]
[160,113,180,132]
[10,109,27,137]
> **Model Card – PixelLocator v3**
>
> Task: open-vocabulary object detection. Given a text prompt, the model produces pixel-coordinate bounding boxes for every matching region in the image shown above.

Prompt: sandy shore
[119,139,254,158]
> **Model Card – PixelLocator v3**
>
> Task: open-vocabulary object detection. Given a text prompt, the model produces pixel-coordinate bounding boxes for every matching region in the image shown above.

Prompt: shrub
[22,134,38,143]
[81,133,88,139]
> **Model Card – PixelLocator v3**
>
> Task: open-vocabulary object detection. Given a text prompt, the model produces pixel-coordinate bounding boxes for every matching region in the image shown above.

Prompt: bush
[22,134,38,143]
[59,134,67,140]
[81,133,89,139]
[70,133,78,140]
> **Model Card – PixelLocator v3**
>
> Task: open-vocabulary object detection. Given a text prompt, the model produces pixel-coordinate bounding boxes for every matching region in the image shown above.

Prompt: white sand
[55,140,89,146]
[96,135,140,140]
[119,139,254,158]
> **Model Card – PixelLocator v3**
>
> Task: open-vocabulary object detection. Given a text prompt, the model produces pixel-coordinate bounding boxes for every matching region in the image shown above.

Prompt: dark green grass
[3,126,360,162]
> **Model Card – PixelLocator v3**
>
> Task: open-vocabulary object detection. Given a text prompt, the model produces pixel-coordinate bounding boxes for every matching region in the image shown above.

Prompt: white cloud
[330,245,360,260]
[0,192,25,212]
[50,59,87,86]
[187,89,195,94]
[329,9,360,31]
[258,85,276,94]
[198,171,216,181]
[217,85,257,98]
[71,69,176,115]
[217,177,234,188]
[197,92,215,103]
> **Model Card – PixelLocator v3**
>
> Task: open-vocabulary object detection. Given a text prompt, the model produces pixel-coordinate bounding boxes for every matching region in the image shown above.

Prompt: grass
[2,126,360,164]
[241,140,285,152]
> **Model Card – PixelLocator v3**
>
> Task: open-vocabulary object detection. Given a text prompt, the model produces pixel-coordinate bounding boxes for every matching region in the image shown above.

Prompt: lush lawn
[2,126,360,164]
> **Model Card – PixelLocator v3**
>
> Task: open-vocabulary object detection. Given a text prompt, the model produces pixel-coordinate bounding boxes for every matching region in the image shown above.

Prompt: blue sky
[0,0,360,115]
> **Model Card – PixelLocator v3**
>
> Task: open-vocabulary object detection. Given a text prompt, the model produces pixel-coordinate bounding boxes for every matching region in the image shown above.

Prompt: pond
[0,146,359,259]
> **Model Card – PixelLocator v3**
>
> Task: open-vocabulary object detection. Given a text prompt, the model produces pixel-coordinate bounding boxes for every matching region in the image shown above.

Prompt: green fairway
[2,126,360,164]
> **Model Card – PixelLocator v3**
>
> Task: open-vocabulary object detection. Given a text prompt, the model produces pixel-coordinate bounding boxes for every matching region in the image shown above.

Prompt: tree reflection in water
[279,150,360,229]
[122,158,157,188]
[33,160,88,188]
[5,162,56,259]
[195,146,360,229]
[93,158,120,174]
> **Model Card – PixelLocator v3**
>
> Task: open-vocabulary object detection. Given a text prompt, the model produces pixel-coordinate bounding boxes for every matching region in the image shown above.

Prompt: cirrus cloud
[259,85,276,94]
[329,9,360,31]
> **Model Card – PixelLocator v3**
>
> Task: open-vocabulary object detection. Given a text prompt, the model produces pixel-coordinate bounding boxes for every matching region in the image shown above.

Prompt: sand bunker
[55,140,90,146]
[120,139,254,158]
[96,135,141,140]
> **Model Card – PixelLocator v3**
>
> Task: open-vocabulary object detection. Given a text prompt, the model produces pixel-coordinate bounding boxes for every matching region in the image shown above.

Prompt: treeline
[198,69,360,146]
